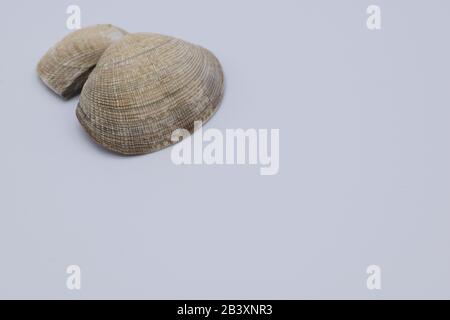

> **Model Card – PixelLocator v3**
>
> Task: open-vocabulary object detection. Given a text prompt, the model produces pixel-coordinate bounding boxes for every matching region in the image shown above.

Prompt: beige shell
[76,33,224,155]
[37,24,128,99]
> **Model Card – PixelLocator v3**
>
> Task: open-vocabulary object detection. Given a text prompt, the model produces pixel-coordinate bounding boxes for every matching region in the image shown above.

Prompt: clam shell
[37,24,128,99]
[76,33,225,155]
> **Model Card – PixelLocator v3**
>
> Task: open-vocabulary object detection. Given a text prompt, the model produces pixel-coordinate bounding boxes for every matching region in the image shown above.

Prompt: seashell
[76,33,225,155]
[37,24,128,99]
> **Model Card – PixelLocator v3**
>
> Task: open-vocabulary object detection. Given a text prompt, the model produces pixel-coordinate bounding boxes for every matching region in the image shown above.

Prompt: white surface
[0,0,449,299]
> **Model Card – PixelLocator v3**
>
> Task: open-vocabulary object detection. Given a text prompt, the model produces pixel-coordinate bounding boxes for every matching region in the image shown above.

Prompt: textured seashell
[76,33,225,155]
[37,24,128,99]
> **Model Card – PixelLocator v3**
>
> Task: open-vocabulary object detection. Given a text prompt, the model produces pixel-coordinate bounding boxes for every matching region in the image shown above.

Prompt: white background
[0,0,449,299]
